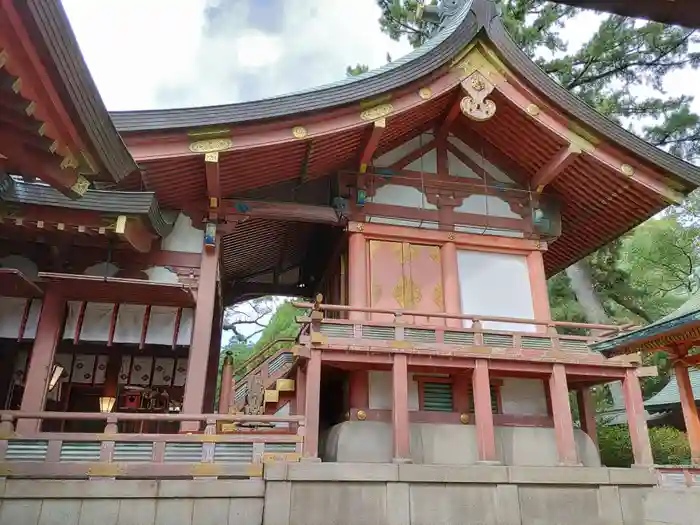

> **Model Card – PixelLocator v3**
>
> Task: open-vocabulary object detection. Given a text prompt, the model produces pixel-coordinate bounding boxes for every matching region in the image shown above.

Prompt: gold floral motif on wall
[393,276,422,309]
[432,283,444,309]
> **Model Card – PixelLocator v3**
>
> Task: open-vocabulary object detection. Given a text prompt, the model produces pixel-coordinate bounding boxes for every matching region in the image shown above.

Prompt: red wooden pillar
[473,359,497,462]
[18,288,65,433]
[203,301,223,413]
[294,364,307,417]
[675,363,700,464]
[392,354,411,461]
[181,237,220,431]
[348,370,369,409]
[576,387,598,449]
[348,232,367,321]
[622,368,653,466]
[440,241,461,327]
[549,364,579,465]
[218,352,234,414]
[303,350,322,458]
[527,250,551,333]
[453,374,471,414]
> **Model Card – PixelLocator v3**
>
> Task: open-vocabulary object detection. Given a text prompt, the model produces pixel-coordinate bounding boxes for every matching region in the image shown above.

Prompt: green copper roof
[645,368,700,409]
[591,291,700,356]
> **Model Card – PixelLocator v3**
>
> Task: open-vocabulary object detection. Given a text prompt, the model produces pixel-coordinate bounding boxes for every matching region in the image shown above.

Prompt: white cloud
[62,0,412,110]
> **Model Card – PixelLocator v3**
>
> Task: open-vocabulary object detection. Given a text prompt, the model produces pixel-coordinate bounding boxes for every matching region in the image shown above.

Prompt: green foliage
[252,301,305,355]
[346,64,370,77]
[598,425,691,467]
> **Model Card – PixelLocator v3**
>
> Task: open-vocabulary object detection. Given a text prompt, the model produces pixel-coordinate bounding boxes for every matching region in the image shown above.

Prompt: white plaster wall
[457,250,535,332]
[0,255,38,278]
[161,213,203,253]
[500,378,548,416]
[145,266,180,284]
[83,262,119,277]
[368,371,420,411]
[405,148,437,173]
[0,297,41,339]
[367,217,439,229]
[454,195,521,219]
[374,134,433,168]
[369,184,437,210]
[447,151,481,179]
[448,135,515,184]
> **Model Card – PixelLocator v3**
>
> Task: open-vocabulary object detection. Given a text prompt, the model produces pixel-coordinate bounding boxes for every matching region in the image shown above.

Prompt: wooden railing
[0,411,303,479]
[292,302,635,360]
[656,466,700,488]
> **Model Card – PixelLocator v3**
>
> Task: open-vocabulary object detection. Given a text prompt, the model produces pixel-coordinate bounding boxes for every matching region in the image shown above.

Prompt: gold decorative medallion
[526,104,540,116]
[460,71,496,121]
[204,152,219,163]
[620,164,635,177]
[189,138,233,153]
[418,87,433,100]
[356,410,367,421]
[292,126,308,139]
[460,413,470,424]
[360,103,393,122]
[356,223,364,232]
[70,176,90,197]
[447,232,456,240]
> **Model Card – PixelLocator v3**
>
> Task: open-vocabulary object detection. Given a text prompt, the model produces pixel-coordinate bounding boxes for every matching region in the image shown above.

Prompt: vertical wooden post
[295,365,307,417]
[675,363,700,465]
[348,231,367,321]
[18,288,65,433]
[203,301,223,413]
[622,368,653,466]
[181,236,220,431]
[218,352,234,414]
[473,359,497,462]
[549,364,579,465]
[392,353,411,461]
[303,350,322,459]
[452,374,470,414]
[440,241,461,327]
[527,250,551,333]
[348,370,369,409]
[576,387,598,449]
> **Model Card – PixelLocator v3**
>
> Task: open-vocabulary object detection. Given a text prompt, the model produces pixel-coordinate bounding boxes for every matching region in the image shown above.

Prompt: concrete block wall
[0,479,264,525]
[1,465,700,525]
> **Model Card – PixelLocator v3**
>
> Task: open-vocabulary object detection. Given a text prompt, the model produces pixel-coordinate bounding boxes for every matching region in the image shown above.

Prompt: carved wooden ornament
[460,71,496,121]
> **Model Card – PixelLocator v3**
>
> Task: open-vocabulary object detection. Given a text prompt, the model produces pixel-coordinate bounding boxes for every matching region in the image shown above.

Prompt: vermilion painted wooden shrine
[1,0,699,486]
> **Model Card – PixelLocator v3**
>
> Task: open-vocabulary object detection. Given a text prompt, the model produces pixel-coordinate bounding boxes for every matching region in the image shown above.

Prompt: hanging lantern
[356,189,367,207]
[98,396,117,413]
[204,222,217,250]
[48,363,64,392]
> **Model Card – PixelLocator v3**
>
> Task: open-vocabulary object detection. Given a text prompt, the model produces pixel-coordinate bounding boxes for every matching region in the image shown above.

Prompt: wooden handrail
[235,337,298,378]
[0,410,303,423]
[292,302,632,333]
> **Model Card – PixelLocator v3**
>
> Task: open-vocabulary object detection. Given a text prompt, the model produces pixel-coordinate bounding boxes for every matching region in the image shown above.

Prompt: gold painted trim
[0,49,7,69]
[115,215,127,234]
[292,126,308,139]
[204,151,219,163]
[360,103,393,122]
[25,101,36,116]
[620,164,635,177]
[189,138,233,154]
[526,104,540,116]
[418,87,433,100]
[70,176,90,197]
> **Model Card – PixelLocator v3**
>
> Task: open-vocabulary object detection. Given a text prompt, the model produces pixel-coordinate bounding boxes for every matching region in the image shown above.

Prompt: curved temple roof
[110,0,700,188]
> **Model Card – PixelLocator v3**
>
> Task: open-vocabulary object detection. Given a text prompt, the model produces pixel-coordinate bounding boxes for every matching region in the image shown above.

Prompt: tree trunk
[565,260,611,324]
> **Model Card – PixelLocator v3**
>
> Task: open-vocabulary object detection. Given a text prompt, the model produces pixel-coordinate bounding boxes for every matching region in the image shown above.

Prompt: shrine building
[1,0,700,523]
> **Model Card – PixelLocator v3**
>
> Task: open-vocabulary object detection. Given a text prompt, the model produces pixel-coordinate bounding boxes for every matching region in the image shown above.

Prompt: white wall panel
[457,250,535,332]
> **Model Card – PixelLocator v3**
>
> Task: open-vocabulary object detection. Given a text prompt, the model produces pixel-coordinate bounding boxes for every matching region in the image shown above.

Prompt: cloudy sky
[61,0,413,111]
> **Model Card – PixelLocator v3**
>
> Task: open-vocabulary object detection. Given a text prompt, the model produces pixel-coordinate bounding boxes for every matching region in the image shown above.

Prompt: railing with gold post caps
[0,411,304,479]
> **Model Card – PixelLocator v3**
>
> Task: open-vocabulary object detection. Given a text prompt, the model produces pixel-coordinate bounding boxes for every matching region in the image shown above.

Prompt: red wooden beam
[204,152,221,220]
[358,119,386,173]
[435,91,464,139]
[531,144,581,192]
[116,216,155,253]
[221,199,341,225]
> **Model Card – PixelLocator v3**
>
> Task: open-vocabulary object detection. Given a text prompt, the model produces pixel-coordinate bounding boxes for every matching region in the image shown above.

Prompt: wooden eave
[550,0,700,28]
[37,272,195,307]
[0,268,43,298]
[0,0,138,192]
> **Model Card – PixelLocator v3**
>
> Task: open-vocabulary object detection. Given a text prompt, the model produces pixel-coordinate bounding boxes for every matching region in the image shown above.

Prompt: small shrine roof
[0,178,176,237]
[592,292,700,356]
[645,368,700,410]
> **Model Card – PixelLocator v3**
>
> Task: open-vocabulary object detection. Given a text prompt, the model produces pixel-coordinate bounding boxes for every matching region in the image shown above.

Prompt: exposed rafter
[221,199,342,225]
[531,144,581,192]
[435,91,464,140]
[358,118,386,173]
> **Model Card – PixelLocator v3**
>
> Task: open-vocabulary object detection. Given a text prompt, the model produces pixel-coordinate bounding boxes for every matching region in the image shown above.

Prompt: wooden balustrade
[0,411,304,479]
[656,466,700,488]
